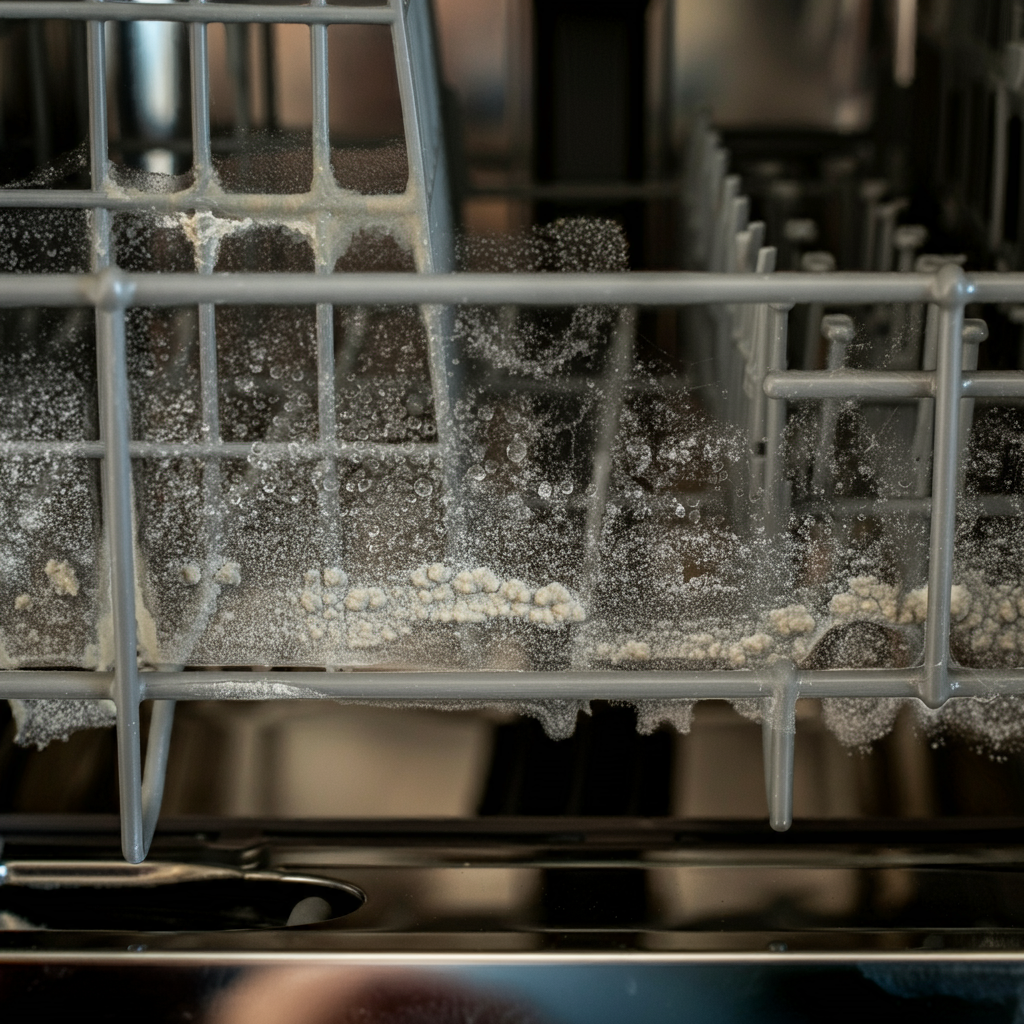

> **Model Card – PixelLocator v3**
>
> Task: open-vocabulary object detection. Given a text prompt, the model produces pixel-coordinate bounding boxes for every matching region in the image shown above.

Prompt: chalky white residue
[44,559,78,597]
[594,603,815,668]
[213,561,241,586]
[829,575,899,623]
[14,594,32,611]
[949,575,1024,658]
[603,640,650,664]
[821,697,906,750]
[323,567,348,588]
[181,563,202,585]
[159,210,255,265]
[289,564,586,650]
[634,699,695,736]
[893,576,1024,661]
[592,571,1024,750]
[768,604,816,636]
[11,697,117,749]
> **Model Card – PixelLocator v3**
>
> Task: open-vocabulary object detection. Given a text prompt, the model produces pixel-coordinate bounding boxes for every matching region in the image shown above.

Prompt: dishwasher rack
[2,1,1024,864]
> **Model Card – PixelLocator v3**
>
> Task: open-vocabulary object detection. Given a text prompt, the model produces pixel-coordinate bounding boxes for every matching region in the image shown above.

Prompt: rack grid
[2,1,1024,863]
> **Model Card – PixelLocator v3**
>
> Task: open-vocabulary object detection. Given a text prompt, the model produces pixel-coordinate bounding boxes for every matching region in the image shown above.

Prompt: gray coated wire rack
[2,1,1024,863]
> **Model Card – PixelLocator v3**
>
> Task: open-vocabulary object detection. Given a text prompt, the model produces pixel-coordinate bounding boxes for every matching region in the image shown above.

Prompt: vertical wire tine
[390,0,462,560]
[311,9,331,189]
[911,303,940,498]
[723,221,763,522]
[710,175,740,273]
[196,294,219,441]
[746,246,777,437]
[811,314,855,498]
[97,301,145,863]
[580,306,636,619]
[762,658,798,831]
[763,302,793,541]
[910,256,967,507]
[745,246,777,509]
[718,193,748,408]
[189,7,212,190]
[189,10,217,437]
[87,10,145,860]
[922,265,968,708]
[187,5,223,617]
[141,700,176,850]
[958,319,988,492]
[799,250,836,370]
[87,16,110,267]
[310,8,340,539]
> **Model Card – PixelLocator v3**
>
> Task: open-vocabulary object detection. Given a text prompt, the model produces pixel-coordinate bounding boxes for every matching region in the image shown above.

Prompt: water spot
[477,406,494,421]
[537,481,552,499]
[467,464,486,481]
[507,436,527,464]
[357,477,371,492]
[674,504,686,518]
[414,477,433,498]
[560,479,574,495]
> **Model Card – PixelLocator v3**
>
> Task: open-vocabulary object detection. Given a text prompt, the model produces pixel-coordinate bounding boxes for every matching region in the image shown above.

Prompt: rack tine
[390,0,462,558]
[810,313,855,498]
[96,300,145,863]
[580,306,637,610]
[957,319,988,491]
[141,700,177,852]
[710,175,741,273]
[762,659,798,831]
[744,245,777,508]
[921,264,968,709]
[799,250,836,370]
[763,301,793,540]
[86,14,146,863]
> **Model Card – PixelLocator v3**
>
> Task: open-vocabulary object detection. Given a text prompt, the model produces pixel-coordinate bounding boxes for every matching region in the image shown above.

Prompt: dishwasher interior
[4,1,1024,1021]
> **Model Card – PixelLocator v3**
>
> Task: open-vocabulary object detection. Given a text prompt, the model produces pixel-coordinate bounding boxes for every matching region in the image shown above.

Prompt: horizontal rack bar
[0,666,1018,702]
[0,267,1018,310]
[0,268,1014,309]
[765,370,1024,400]
[0,270,969,308]
[0,2,394,25]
